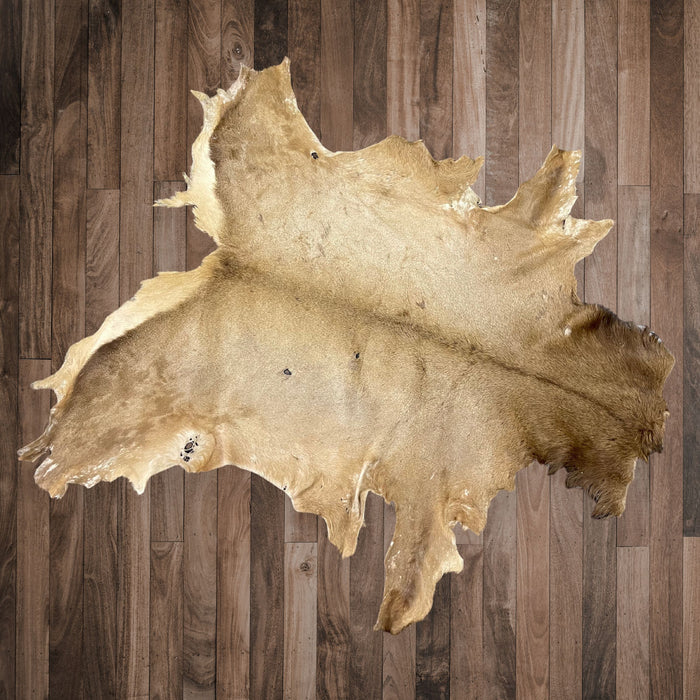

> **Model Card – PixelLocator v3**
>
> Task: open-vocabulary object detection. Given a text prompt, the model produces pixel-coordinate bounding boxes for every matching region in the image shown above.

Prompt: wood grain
[16,361,51,700]
[151,541,184,700]
[154,0,188,181]
[253,0,288,69]
[222,0,254,86]
[618,0,650,185]
[650,0,685,697]
[286,0,321,544]
[0,0,20,174]
[217,467,250,698]
[151,181,186,544]
[686,0,700,192]
[450,544,483,700]
[19,0,54,359]
[683,537,700,699]
[284,542,317,699]
[387,0,419,141]
[616,186,651,546]
[87,0,121,189]
[616,547,649,700]
[549,468,583,700]
[183,472,217,697]
[0,176,18,698]
[685,194,700,535]
[83,188,120,700]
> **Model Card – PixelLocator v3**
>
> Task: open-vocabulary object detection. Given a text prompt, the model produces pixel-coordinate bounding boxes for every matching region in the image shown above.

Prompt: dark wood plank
[0,176,19,698]
[183,472,217,697]
[382,502,416,700]
[416,575,450,699]
[16,360,51,699]
[0,0,20,173]
[251,475,285,699]
[616,186,650,546]
[284,542,317,699]
[253,0,288,69]
[151,181,186,543]
[87,0,121,189]
[286,0,321,544]
[549,469,583,700]
[117,2,154,695]
[217,467,250,698]
[685,194,700,535]
[582,2,618,697]
[19,0,54,359]
[618,0,649,186]
[453,0,486,203]
[83,190,120,700]
[515,464,549,700]
[684,537,700,698]
[450,544,483,700]
[649,1,684,697]
[150,541,183,700]
[222,0,253,87]
[482,2,518,697]
[49,2,88,694]
[686,0,700,193]
[154,0,187,181]
[616,547,649,700]
[420,0,453,161]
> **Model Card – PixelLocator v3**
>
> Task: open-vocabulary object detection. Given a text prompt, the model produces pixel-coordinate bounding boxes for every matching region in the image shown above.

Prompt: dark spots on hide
[311,151,318,159]
[416,299,426,310]
[180,435,199,462]
[355,352,360,359]
[283,368,292,375]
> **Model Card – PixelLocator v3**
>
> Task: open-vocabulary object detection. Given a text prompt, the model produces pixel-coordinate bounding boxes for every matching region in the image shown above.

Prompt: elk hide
[19,60,674,634]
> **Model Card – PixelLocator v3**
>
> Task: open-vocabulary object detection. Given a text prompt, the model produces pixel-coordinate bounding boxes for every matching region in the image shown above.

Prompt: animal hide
[19,59,674,634]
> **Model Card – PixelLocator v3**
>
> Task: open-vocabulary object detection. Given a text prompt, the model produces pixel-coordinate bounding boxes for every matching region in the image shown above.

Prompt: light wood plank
[686,0,700,192]
[616,547,649,700]
[284,542,317,699]
[387,0,419,141]
[684,537,700,699]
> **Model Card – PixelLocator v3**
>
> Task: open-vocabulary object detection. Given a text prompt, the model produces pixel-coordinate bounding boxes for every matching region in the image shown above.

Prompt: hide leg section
[375,499,463,634]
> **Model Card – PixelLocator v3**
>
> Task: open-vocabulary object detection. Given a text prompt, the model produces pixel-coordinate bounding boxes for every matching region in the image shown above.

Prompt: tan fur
[18,60,674,634]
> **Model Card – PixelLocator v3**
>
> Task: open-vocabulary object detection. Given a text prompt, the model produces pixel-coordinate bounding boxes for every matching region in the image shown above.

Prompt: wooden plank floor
[1,0,698,697]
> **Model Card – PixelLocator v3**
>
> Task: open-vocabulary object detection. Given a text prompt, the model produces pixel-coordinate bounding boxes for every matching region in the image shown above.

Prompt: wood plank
[685,194,700,535]
[686,0,700,193]
[87,0,121,189]
[83,189,120,700]
[221,0,253,87]
[618,0,649,185]
[151,181,186,543]
[549,468,583,700]
[284,542,317,699]
[19,0,54,359]
[251,475,285,699]
[49,1,87,694]
[482,2,518,697]
[16,360,51,699]
[649,1,684,697]
[150,541,184,700]
[0,176,18,698]
[217,467,250,698]
[183,472,217,697]
[616,547,649,700]
[552,0,584,177]
[453,0,486,202]
[382,502,415,700]
[582,1,618,697]
[286,0,321,544]
[684,537,700,699]
[254,0,288,69]
[516,464,549,700]
[0,0,20,173]
[450,544,483,700]
[154,0,188,181]
[616,186,651,546]
[117,2,154,695]
[387,0,419,141]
